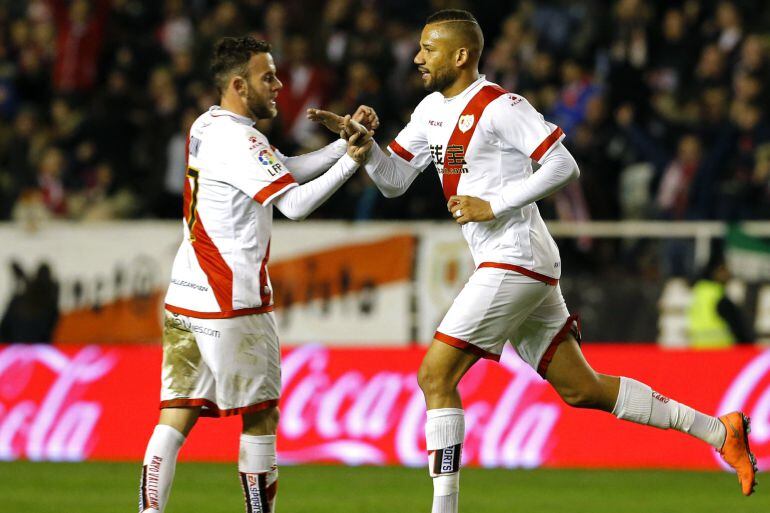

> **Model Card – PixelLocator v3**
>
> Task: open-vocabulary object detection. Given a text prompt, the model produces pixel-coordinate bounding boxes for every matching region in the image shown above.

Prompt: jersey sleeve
[387,104,433,171]
[488,94,565,164]
[219,128,298,206]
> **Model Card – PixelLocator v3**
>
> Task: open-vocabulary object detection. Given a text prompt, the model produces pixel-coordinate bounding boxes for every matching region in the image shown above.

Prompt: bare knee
[556,374,617,410]
[417,361,456,401]
[558,384,603,408]
[242,406,279,435]
[159,406,201,436]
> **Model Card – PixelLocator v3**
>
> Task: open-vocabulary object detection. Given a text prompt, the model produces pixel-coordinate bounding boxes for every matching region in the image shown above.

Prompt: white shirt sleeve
[489,94,566,164]
[272,139,347,184]
[363,143,422,198]
[363,103,432,197]
[214,127,297,206]
[273,153,359,221]
[489,142,580,217]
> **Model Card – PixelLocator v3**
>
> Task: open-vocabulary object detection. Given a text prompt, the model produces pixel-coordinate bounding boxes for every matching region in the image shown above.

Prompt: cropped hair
[210,36,272,93]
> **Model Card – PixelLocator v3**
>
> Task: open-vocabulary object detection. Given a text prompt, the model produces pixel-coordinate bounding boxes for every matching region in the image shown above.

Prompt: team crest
[458,114,474,133]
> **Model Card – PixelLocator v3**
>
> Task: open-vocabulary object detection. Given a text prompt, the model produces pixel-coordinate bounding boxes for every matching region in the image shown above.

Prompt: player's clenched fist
[306,104,379,136]
[448,195,495,224]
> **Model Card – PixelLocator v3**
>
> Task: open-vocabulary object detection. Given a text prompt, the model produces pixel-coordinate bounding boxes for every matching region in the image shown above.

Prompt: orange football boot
[718,412,757,496]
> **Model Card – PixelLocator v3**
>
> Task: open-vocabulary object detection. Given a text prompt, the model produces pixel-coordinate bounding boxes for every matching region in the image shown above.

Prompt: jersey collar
[442,75,487,103]
[208,106,255,126]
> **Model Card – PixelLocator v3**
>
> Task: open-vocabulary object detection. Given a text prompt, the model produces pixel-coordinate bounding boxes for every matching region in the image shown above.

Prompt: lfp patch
[256,149,283,176]
[257,149,277,167]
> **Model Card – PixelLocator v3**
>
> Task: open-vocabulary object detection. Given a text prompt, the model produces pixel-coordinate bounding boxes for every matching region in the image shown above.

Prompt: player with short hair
[138,36,374,513]
[314,8,757,512]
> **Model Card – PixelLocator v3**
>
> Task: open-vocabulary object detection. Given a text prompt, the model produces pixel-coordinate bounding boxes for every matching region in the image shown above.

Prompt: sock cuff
[155,424,186,446]
[426,408,464,420]
[426,409,465,450]
[240,434,277,446]
[612,377,652,424]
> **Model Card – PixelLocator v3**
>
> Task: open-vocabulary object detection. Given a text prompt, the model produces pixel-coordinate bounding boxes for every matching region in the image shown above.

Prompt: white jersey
[165,106,298,318]
[388,76,564,283]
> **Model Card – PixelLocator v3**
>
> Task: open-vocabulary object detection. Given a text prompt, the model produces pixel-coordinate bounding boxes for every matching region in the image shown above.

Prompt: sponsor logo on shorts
[171,278,209,292]
[169,317,221,338]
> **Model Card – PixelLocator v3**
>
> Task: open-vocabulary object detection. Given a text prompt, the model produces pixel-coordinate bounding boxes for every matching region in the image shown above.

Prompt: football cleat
[718,411,757,496]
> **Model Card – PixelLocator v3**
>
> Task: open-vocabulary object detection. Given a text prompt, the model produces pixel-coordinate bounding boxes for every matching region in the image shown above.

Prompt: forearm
[363,143,420,198]
[273,153,358,220]
[278,139,347,184]
[490,143,580,217]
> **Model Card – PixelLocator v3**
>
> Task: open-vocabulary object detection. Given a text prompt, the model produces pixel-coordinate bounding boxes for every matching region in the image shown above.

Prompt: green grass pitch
[0,462,765,513]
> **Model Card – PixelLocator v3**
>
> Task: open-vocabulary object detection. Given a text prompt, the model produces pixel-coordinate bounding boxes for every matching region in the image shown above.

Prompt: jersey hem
[160,398,279,418]
[164,304,274,318]
[477,262,558,286]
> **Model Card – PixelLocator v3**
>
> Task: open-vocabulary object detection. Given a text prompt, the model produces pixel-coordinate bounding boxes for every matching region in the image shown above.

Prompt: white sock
[239,434,278,513]
[139,424,185,513]
[426,409,464,513]
[612,377,726,448]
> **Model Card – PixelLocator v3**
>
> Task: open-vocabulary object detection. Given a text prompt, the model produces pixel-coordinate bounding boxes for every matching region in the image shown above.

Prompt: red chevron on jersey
[442,84,506,201]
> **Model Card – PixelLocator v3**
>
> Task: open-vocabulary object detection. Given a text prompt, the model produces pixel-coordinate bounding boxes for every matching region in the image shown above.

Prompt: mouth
[418,68,430,79]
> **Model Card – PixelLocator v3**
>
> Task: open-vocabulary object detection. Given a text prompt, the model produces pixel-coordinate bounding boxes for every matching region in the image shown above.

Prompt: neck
[441,69,480,97]
[220,92,252,120]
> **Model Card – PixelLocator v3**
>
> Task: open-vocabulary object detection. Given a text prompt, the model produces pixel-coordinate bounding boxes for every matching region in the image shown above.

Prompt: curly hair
[210,36,272,93]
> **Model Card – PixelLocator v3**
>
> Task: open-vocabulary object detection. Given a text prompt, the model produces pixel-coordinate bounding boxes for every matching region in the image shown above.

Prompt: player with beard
[138,36,375,513]
[310,8,756,512]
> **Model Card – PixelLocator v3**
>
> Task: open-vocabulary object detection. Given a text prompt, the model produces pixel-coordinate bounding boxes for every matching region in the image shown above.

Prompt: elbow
[281,208,309,222]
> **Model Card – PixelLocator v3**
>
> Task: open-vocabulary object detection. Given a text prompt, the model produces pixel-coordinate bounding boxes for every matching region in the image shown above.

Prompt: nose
[414,50,424,65]
[274,77,283,91]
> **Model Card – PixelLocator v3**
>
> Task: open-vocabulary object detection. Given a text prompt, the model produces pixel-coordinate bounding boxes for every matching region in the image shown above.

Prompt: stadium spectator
[0,0,768,236]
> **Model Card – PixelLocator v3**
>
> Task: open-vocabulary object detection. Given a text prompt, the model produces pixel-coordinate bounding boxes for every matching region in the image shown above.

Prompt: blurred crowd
[1,0,770,224]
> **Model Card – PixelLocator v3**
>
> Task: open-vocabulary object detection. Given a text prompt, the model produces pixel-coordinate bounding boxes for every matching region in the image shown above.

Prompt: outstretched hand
[307,104,380,135]
[447,195,495,225]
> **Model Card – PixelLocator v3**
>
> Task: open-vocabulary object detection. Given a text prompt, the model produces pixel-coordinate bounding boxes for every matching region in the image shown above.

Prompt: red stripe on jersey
[165,304,274,319]
[477,261,558,286]
[190,215,234,311]
[442,85,507,201]
[254,174,297,204]
[388,140,415,162]
[530,126,564,162]
[259,240,271,307]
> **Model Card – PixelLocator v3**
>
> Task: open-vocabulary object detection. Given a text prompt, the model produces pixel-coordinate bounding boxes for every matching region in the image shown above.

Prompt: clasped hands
[307,105,379,164]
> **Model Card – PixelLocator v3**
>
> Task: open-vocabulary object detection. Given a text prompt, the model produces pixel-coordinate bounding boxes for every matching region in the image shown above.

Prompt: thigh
[196,312,281,411]
[436,268,552,360]
[508,284,576,376]
[161,311,212,401]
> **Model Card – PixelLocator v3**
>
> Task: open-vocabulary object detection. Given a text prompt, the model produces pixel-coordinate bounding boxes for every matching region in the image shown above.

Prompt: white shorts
[160,310,281,417]
[434,266,580,377]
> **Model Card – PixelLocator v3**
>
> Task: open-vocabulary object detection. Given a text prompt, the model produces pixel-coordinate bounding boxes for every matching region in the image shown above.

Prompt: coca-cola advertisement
[0,343,768,470]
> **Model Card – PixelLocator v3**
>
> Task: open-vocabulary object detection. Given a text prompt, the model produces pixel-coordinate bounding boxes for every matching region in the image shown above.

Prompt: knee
[243,406,280,435]
[558,384,603,409]
[417,362,454,399]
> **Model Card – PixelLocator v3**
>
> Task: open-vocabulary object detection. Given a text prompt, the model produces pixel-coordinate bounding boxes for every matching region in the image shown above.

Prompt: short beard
[425,68,458,93]
[246,84,275,120]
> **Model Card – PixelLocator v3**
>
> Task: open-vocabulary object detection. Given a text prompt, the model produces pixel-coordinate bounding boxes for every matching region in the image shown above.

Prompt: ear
[231,75,247,97]
[455,48,469,68]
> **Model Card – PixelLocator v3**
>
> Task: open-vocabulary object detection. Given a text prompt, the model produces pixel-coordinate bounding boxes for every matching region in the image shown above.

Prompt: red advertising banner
[1,343,768,470]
